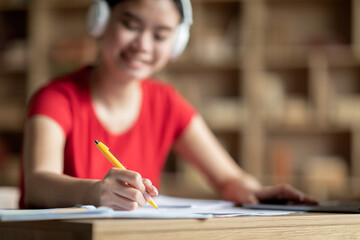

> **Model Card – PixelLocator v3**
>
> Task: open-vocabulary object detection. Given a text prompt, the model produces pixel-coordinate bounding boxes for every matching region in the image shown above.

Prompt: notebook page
[146,195,235,209]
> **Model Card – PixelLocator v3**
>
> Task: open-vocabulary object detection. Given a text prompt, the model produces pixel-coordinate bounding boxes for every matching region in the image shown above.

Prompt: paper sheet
[0,195,299,221]
[0,206,113,221]
[112,195,298,218]
[148,195,235,209]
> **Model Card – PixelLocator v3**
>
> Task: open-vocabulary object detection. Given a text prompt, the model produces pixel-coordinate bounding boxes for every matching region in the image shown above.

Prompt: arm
[173,115,316,204]
[23,116,157,209]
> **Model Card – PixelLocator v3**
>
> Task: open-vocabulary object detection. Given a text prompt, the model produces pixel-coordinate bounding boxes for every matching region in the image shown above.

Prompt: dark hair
[105,0,184,20]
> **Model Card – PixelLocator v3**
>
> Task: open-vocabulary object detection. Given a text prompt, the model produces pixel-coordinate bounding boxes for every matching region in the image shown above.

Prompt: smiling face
[99,0,181,82]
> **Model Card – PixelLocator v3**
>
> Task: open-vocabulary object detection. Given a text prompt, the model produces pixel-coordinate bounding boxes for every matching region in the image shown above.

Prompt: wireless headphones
[87,0,193,60]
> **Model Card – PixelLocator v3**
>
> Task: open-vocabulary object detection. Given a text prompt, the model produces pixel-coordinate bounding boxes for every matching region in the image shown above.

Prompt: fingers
[279,184,317,204]
[99,168,159,210]
[114,182,148,206]
[113,169,146,193]
[102,191,141,211]
[256,184,318,204]
[143,178,159,196]
[100,175,147,209]
[220,178,316,206]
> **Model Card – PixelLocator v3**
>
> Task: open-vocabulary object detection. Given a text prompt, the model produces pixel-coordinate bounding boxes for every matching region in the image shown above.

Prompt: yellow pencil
[94,140,158,209]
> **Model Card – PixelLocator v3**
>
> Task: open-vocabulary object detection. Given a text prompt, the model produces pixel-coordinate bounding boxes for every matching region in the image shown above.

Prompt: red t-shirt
[20,66,196,207]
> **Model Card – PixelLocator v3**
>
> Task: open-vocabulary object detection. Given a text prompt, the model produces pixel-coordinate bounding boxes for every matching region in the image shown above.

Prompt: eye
[154,34,168,41]
[154,31,171,41]
[121,19,140,31]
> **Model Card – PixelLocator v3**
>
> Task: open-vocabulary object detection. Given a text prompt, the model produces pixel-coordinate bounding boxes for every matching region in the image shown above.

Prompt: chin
[113,62,148,79]
[119,69,151,81]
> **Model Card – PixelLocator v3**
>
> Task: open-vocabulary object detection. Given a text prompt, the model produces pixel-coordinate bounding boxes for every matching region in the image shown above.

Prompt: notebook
[243,200,360,213]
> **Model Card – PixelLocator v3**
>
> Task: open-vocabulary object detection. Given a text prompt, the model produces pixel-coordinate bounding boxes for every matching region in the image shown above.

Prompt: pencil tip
[94,140,99,144]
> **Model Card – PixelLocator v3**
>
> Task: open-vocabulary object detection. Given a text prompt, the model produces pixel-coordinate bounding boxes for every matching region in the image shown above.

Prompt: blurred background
[0,0,359,208]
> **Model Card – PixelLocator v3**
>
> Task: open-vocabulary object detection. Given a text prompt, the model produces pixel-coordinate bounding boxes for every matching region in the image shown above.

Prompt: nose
[131,31,154,54]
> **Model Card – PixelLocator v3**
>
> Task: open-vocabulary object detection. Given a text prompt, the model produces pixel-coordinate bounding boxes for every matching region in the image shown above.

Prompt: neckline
[85,68,145,137]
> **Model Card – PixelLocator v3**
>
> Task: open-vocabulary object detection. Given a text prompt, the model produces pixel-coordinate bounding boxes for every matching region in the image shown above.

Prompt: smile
[121,53,150,70]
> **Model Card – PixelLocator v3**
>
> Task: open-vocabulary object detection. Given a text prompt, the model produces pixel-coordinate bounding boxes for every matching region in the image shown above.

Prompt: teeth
[126,56,143,64]
[131,59,142,64]
[122,53,150,69]
[125,54,148,63]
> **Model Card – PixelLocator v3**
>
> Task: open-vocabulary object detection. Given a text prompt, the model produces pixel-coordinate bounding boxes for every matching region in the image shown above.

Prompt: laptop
[243,200,360,213]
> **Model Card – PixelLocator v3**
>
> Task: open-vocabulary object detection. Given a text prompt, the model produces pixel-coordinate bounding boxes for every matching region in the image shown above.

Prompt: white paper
[0,195,298,221]
[0,206,113,222]
[193,207,299,217]
[149,195,235,209]
[117,195,298,218]
[111,208,212,219]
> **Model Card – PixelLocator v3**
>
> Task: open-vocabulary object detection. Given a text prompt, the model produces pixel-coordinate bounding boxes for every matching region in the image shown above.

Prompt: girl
[21,0,315,210]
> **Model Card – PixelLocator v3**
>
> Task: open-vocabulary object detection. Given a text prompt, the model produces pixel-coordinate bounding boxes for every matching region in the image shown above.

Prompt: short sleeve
[27,84,72,136]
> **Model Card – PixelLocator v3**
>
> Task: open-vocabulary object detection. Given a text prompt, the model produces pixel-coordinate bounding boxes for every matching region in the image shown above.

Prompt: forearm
[174,117,315,204]
[175,117,257,189]
[174,116,262,198]
[218,172,261,192]
[25,171,100,208]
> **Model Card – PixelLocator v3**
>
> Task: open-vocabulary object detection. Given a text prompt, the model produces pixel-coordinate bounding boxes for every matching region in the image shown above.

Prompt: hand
[255,184,317,205]
[220,175,262,204]
[220,176,317,205]
[96,168,159,210]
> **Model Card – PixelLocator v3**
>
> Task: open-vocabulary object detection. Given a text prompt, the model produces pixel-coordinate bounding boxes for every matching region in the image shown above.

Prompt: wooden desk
[1,213,360,240]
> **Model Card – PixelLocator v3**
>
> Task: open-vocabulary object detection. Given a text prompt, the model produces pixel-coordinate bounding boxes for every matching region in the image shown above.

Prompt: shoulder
[26,66,91,134]
[28,66,91,114]
[30,66,90,104]
[39,66,89,94]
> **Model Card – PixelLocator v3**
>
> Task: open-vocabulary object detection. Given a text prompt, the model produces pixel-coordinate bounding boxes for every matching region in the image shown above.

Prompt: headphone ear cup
[87,0,110,37]
[171,23,190,60]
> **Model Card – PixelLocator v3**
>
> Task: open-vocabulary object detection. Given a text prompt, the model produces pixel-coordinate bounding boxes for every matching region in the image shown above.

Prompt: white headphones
[87,0,193,60]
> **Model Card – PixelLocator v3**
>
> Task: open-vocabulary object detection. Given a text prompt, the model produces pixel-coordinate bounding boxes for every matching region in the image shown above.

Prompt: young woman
[21,0,316,210]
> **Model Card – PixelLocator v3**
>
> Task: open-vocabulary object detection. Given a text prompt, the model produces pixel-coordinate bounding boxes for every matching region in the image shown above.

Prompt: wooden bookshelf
[160,0,360,200]
[0,1,28,187]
